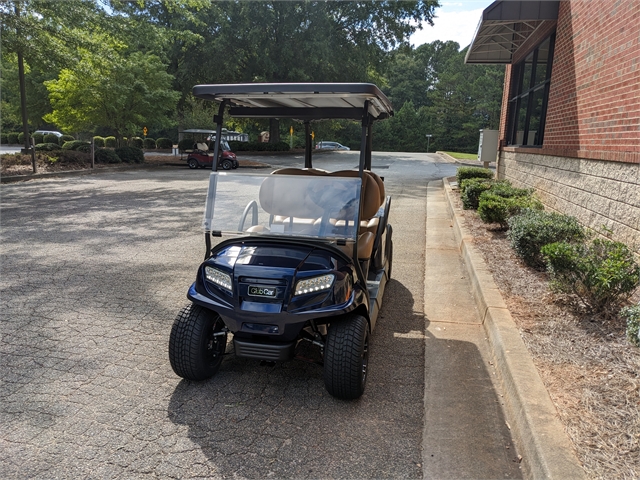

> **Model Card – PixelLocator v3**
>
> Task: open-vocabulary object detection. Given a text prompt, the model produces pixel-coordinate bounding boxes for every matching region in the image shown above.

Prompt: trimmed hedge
[62,140,90,151]
[35,143,62,152]
[93,136,106,148]
[460,178,494,210]
[32,133,44,144]
[542,239,640,314]
[477,192,543,228]
[143,138,156,149]
[456,166,493,184]
[156,137,173,149]
[43,133,59,144]
[130,137,144,149]
[1,133,8,144]
[114,146,144,164]
[105,136,117,148]
[95,148,121,164]
[507,210,587,269]
[8,132,19,144]
[18,132,26,144]
[60,134,75,144]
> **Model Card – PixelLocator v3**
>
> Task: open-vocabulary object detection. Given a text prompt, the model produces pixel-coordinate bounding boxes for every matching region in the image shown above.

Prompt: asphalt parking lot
[1,151,520,478]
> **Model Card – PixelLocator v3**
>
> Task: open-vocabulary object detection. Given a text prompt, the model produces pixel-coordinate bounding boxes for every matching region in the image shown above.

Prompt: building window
[507,34,555,146]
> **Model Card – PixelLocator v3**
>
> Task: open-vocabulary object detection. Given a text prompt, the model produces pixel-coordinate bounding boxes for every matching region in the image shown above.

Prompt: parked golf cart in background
[180,128,238,170]
[169,83,394,400]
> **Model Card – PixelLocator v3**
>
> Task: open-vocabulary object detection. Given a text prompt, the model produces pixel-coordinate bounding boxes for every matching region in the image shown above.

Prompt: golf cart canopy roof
[192,83,394,121]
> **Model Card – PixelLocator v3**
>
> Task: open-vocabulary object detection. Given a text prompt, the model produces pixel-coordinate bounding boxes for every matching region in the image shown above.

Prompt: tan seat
[196,142,208,151]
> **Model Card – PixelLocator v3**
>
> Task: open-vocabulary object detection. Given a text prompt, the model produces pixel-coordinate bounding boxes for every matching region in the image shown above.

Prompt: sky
[410,0,492,50]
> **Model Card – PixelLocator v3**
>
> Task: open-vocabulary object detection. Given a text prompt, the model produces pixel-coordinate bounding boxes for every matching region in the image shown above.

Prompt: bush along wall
[156,138,173,149]
[114,146,144,164]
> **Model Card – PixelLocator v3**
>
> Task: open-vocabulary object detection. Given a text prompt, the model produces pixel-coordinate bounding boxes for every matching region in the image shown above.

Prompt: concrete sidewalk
[424,179,585,479]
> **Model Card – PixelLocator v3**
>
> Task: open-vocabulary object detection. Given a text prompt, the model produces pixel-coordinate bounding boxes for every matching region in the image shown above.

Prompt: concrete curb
[442,177,585,480]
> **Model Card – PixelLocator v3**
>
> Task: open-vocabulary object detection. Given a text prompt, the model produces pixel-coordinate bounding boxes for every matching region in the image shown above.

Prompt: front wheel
[323,314,370,399]
[221,159,233,170]
[169,304,227,381]
[187,158,199,169]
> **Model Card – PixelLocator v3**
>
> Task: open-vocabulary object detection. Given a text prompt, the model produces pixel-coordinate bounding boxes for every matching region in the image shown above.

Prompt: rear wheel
[187,158,199,169]
[169,304,227,380]
[323,314,370,399]
[221,159,233,170]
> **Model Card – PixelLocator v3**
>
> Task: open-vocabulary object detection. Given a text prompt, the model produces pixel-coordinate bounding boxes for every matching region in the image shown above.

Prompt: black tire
[323,314,370,399]
[232,160,239,169]
[221,159,233,170]
[187,158,199,169]
[169,304,227,381]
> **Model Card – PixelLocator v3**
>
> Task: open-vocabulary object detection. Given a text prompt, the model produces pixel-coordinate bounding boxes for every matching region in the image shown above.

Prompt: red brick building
[466,0,639,254]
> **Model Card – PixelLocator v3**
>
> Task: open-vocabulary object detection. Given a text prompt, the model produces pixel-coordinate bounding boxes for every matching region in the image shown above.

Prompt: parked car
[34,130,63,137]
[168,82,394,400]
[316,141,350,150]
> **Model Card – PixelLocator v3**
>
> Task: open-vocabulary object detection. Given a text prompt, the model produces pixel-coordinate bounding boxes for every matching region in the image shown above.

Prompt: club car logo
[248,285,276,298]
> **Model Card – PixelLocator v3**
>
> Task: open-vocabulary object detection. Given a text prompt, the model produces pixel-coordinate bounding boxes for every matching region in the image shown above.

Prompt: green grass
[444,151,478,160]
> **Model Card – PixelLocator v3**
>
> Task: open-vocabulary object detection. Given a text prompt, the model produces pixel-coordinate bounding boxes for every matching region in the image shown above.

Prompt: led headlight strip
[294,274,334,296]
[204,266,233,292]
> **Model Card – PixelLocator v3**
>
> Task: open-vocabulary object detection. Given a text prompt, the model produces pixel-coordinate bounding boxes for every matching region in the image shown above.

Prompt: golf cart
[181,128,239,170]
[169,83,394,399]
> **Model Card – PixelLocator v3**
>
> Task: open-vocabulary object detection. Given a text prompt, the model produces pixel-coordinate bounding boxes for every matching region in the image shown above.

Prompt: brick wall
[544,0,640,159]
[496,0,640,253]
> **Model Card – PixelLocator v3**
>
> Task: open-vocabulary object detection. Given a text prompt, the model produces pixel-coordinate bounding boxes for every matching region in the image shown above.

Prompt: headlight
[294,274,334,296]
[205,266,233,292]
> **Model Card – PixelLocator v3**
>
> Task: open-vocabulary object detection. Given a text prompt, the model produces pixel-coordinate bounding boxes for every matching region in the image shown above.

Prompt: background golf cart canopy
[465,1,559,64]
[192,83,394,121]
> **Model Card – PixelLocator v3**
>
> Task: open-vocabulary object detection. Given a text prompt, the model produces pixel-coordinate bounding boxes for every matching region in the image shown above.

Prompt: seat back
[328,170,381,221]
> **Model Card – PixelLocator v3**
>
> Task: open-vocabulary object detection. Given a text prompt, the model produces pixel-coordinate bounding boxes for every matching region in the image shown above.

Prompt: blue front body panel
[187,239,367,343]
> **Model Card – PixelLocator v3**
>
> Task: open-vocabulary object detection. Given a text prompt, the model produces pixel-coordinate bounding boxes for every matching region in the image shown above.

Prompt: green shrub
[460,178,494,209]
[18,132,27,144]
[178,138,196,152]
[130,137,144,148]
[93,136,105,148]
[456,166,494,184]
[7,132,19,144]
[43,133,59,144]
[95,148,121,164]
[507,210,587,269]
[156,137,173,149]
[478,192,543,228]
[114,146,144,164]
[621,304,640,347]
[105,136,117,148]
[60,134,75,144]
[542,239,640,314]
[35,143,62,152]
[0,133,8,144]
[143,138,156,149]
[32,132,44,144]
[489,182,532,199]
[62,140,91,151]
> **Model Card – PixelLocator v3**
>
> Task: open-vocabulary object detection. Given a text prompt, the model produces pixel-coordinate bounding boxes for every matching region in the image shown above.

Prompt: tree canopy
[2,0,505,153]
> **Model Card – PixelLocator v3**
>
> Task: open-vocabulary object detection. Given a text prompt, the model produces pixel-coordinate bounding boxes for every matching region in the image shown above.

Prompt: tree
[44,50,179,144]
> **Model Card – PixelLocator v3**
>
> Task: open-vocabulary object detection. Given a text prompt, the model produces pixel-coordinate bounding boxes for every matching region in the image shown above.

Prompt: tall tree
[44,50,179,144]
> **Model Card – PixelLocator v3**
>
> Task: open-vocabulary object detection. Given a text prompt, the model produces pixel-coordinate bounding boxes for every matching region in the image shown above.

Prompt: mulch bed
[452,191,640,479]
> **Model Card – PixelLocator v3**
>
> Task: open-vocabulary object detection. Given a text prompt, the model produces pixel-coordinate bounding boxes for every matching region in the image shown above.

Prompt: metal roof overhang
[192,83,394,121]
[465,1,558,64]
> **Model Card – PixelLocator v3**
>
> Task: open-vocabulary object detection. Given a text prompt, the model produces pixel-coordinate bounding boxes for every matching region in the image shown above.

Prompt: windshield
[203,173,362,242]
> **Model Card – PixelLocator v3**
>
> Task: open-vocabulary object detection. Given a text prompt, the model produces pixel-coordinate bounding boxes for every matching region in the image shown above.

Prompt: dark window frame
[507,33,556,147]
